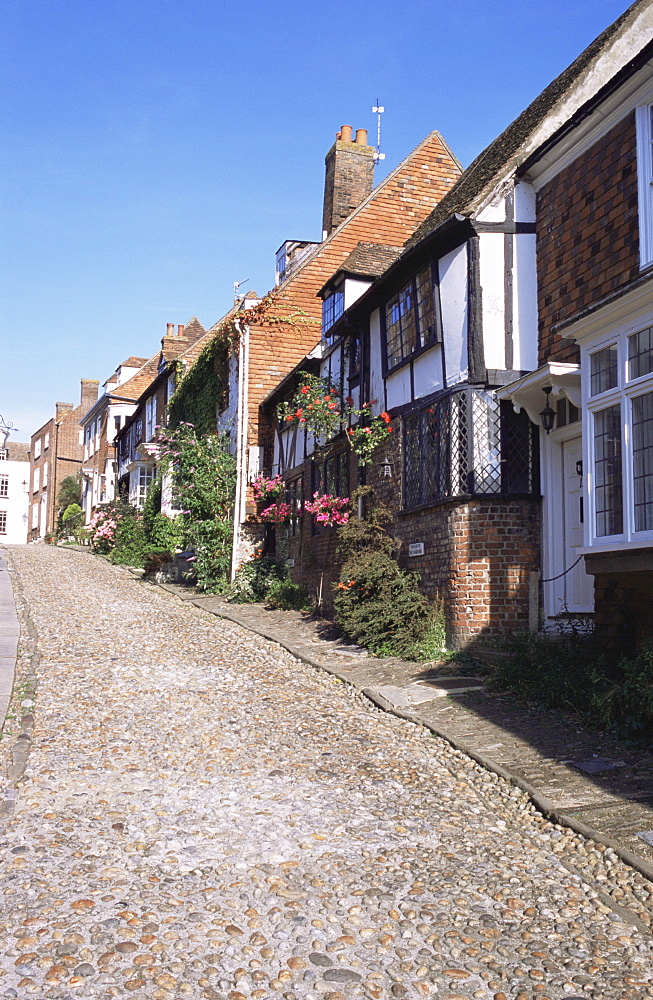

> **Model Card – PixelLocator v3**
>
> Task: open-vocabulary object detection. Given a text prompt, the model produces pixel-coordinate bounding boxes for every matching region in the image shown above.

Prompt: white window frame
[636,103,653,270]
[130,464,154,509]
[33,468,40,493]
[42,462,48,487]
[31,504,39,529]
[0,511,6,534]
[0,475,7,498]
[44,432,50,450]
[583,316,653,547]
[145,396,156,441]
[34,439,41,459]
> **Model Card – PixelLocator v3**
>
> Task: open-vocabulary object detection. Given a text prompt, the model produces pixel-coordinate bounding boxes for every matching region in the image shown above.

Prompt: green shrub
[142,476,163,538]
[148,512,184,551]
[109,513,148,567]
[266,579,311,611]
[331,486,438,658]
[56,475,82,536]
[228,556,287,603]
[333,550,433,656]
[61,503,84,541]
[185,519,233,592]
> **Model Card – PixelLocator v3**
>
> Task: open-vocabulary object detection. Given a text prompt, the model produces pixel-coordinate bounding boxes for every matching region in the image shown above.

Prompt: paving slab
[157,582,653,882]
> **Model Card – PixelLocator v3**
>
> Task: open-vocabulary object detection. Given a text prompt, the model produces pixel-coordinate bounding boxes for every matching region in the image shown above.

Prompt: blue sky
[0,0,630,439]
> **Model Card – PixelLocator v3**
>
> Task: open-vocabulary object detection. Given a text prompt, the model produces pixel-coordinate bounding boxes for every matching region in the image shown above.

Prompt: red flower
[295,408,303,417]
[300,386,309,394]
[345,396,354,405]
[380,411,391,423]
[387,426,393,433]
[286,415,293,422]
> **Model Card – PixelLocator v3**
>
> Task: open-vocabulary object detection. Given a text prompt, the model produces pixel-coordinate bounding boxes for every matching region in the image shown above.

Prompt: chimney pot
[340,124,353,142]
[336,130,342,140]
[166,322,174,337]
[177,324,185,337]
[355,128,368,145]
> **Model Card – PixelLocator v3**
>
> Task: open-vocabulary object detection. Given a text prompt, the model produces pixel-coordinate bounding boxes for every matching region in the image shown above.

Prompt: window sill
[398,492,541,515]
[384,338,442,378]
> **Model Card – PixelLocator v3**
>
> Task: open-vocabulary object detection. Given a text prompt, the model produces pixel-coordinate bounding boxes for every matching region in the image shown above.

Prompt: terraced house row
[27,0,653,651]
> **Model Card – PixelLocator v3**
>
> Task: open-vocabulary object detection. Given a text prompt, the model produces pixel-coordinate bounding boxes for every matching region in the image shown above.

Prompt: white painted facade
[0,453,29,544]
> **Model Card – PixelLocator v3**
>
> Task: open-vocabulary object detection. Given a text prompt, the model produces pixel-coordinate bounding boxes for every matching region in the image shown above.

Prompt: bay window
[403,389,538,510]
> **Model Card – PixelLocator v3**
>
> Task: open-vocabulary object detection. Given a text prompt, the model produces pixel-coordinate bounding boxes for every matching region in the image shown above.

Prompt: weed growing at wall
[227,555,310,610]
[494,631,653,745]
[228,556,287,603]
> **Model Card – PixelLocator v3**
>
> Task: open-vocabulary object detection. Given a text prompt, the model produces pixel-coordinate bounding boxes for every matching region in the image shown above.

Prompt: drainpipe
[231,318,250,580]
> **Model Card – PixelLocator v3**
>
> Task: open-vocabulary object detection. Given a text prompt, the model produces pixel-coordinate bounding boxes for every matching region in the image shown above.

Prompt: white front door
[559,436,593,613]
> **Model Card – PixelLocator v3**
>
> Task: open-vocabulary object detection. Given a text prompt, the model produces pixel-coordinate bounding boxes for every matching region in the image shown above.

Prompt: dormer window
[322,287,345,336]
[384,262,441,369]
[275,245,287,285]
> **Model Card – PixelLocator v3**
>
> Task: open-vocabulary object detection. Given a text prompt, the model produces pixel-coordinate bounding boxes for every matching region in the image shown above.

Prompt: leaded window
[632,392,653,531]
[590,344,618,395]
[594,404,623,536]
[628,327,653,380]
[403,390,538,509]
[322,289,345,336]
[0,511,6,534]
[311,451,348,532]
[384,263,441,369]
[286,475,303,537]
[0,476,7,497]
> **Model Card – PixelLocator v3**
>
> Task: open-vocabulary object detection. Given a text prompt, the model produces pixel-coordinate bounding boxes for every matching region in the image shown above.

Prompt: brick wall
[51,405,84,533]
[536,111,639,365]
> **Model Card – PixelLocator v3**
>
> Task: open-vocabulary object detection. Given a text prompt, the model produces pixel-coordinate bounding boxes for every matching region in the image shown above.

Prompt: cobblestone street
[1,546,653,1000]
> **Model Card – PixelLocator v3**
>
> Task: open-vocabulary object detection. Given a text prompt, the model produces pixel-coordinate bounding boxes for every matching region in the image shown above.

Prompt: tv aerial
[371,101,385,164]
[233,277,250,303]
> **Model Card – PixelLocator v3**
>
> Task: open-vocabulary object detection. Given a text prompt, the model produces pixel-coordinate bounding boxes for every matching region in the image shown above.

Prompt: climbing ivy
[167,329,232,434]
[167,291,320,434]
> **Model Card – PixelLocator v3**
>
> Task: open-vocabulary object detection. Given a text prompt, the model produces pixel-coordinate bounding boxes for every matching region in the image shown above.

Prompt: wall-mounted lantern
[539,386,556,435]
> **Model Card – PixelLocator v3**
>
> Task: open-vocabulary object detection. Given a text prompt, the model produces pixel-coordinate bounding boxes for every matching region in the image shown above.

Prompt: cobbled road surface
[1,546,652,1000]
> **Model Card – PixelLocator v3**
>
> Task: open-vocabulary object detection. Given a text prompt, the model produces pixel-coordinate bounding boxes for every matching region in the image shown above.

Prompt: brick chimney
[322,125,375,239]
[55,402,74,421]
[80,379,99,416]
